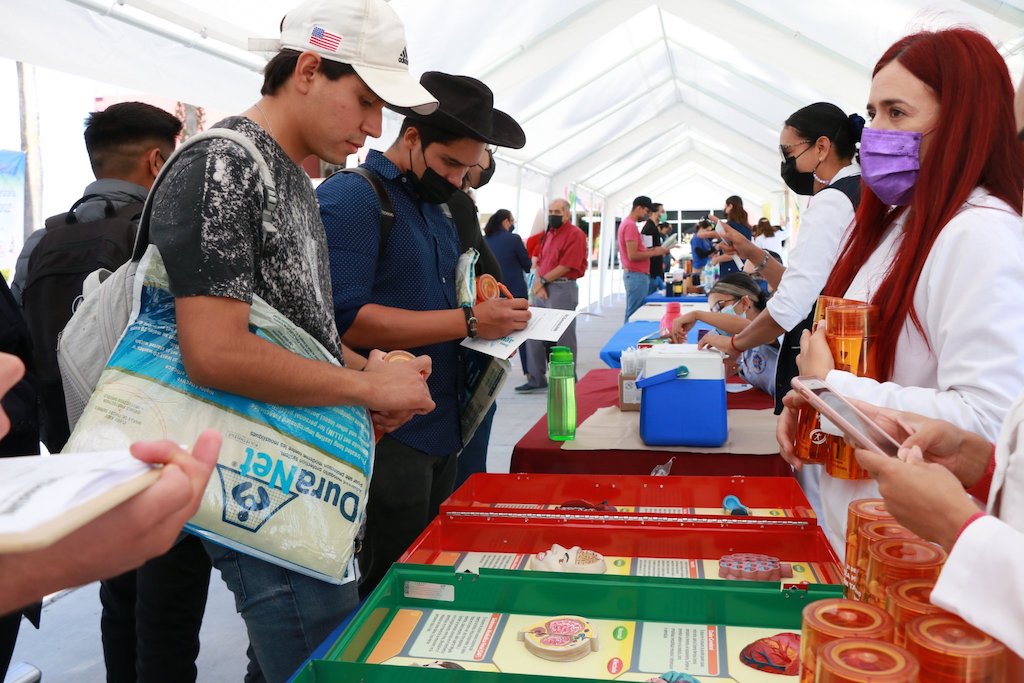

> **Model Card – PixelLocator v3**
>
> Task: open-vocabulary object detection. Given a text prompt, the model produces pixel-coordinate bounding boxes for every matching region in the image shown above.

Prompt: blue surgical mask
[714,304,742,335]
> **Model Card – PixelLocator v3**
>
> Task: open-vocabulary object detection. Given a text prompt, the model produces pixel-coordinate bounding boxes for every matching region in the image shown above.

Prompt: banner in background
[0,150,26,279]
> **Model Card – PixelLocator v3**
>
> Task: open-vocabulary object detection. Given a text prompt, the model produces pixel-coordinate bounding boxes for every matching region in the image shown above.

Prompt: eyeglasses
[779,141,812,161]
[710,297,738,313]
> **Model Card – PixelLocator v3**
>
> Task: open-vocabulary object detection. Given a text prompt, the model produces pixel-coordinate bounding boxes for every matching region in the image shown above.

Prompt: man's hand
[475,297,531,339]
[361,350,435,415]
[853,446,981,551]
[0,431,222,614]
[532,281,549,300]
[364,352,432,432]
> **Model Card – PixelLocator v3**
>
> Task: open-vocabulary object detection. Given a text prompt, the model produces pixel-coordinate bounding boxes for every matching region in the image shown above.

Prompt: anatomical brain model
[518,615,600,662]
[528,544,608,574]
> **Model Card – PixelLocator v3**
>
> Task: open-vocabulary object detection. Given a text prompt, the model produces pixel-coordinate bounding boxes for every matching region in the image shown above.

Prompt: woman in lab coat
[777,28,1024,555]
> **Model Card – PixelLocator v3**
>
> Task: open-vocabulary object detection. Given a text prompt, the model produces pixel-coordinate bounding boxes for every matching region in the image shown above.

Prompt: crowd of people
[1,1,1023,679]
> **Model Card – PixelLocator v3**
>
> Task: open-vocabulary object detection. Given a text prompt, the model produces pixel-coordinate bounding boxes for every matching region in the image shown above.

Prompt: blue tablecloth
[599,320,714,368]
[643,293,708,304]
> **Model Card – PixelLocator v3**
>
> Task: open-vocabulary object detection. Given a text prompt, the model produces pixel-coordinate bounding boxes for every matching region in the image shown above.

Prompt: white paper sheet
[0,451,151,534]
[460,306,579,359]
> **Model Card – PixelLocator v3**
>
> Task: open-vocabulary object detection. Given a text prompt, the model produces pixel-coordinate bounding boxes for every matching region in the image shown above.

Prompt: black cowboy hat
[389,71,526,149]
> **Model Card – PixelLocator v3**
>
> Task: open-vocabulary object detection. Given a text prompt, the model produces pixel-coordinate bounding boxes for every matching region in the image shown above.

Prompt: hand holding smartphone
[790,376,902,457]
[714,222,745,269]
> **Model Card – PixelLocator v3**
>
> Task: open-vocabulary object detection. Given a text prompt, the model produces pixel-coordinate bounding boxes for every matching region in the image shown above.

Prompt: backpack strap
[823,174,861,210]
[131,128,279,261]
[337,167,395,259]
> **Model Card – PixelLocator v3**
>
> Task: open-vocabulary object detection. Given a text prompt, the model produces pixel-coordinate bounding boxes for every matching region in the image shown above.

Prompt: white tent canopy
[4,0,1024,217]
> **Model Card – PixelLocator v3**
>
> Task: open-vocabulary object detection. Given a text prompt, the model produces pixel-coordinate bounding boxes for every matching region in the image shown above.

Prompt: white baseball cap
[249,0,438,114]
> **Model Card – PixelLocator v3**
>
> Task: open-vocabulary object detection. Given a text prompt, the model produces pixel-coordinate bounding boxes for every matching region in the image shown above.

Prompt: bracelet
[730,335,740,352]
[955,511,986,544]
[752,250,770,274]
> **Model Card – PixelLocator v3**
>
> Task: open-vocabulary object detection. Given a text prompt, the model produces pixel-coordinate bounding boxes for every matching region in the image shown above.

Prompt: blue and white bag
[64,247,372,583]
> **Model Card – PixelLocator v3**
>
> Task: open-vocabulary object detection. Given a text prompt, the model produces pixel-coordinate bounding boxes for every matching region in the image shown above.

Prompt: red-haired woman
[778,28,1024,554]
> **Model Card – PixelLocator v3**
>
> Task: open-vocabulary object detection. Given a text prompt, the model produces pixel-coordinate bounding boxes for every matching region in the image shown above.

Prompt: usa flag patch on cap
[309,26,342,51]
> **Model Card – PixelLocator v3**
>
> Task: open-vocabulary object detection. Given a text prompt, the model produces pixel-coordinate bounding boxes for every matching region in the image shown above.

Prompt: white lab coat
[765,163,859,332]
[817,188,1024,555]
[932,389,1024,657]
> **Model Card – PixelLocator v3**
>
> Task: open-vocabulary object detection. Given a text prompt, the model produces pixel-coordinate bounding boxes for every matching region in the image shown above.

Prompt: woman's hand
[796,325,834,378]
[776,389,808,469]
[698,332,739,359]
[848,400,992,488]
[669,312,698,342]
[853,446,981,551]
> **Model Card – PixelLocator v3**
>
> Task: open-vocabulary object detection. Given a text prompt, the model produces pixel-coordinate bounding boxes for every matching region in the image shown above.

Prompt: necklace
[253,102,275,138]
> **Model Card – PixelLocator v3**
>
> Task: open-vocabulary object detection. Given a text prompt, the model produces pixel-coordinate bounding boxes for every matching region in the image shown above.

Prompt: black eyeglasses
[779,141,812,161]
[710,297,739,313]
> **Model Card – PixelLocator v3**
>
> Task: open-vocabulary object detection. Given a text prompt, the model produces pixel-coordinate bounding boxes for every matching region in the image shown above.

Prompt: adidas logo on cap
[398,47,409,65]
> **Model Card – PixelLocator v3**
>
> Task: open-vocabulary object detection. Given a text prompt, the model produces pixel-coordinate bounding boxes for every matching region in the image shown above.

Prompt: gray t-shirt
[150,117,342,362]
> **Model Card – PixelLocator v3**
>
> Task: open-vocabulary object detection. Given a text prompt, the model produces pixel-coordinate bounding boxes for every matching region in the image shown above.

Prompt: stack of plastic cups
[864,539,947,609]
[824,304,880,480]
[904,614,1008,682]
[844,499,892,598]
[816,638,920,682]
[793,296,861,465]
[886,579,944,646]
[852,520,919,602]
[800,598,895,683]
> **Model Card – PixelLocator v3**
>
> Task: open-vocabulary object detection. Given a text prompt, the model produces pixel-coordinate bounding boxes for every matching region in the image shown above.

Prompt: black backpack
[21,195,143,452]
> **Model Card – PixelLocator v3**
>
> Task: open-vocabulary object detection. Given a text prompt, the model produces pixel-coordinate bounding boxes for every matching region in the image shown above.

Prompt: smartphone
[790,376,902,457]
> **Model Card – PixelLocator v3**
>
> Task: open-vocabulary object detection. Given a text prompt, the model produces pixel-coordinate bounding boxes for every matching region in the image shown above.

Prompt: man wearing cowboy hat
[318,71,529,597]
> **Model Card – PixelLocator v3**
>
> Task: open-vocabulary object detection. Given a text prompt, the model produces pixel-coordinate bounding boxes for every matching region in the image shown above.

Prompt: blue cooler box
[635,347,727,447]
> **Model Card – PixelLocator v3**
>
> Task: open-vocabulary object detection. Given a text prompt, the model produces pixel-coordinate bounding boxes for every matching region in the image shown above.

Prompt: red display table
[510,369,790,477]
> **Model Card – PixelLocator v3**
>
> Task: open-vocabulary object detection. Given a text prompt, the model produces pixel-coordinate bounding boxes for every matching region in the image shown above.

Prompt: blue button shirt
[318,150,461,456]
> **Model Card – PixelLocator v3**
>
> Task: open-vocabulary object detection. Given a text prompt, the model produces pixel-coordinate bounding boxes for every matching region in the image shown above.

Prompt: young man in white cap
[147,0,437,680]
[318,72,530,598]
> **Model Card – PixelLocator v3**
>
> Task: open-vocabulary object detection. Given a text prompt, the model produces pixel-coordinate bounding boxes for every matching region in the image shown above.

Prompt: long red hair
[824,28,1024,380]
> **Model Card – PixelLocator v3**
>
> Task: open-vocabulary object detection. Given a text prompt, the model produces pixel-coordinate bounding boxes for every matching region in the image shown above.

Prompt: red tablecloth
[510,369,790,477]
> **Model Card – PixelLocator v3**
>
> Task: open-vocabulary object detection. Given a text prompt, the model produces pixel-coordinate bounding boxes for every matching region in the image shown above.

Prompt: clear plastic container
[904,614,1008,682]
[817,638,920,682]
[794,296,861,464]
[801,598,895,683]
[844,499,892,598]
[886,579,944,646]
[864,539,946,608]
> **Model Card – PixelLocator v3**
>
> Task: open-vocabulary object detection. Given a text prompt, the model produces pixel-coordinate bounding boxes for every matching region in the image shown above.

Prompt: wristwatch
[538,275,548,286]
[462,305,478,338]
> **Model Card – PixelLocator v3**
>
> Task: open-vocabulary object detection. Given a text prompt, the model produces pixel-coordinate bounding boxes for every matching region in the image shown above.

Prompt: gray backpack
[58,128,278,431]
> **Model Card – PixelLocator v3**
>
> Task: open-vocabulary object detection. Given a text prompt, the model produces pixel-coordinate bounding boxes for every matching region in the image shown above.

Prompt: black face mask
[408,145,459,204]
[475,159,496,189]
[547,214,564,230]
[780,156,816,196]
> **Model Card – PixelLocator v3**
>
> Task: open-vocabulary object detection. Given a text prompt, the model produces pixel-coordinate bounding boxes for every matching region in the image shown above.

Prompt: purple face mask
[859,127,924,206]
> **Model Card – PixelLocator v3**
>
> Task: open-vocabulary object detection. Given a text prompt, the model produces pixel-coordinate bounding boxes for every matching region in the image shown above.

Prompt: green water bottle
[547,346,577,441]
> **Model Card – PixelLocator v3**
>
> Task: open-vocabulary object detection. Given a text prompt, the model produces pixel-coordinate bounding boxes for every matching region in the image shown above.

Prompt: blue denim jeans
[203,542,359,683]
[623,270,650,322]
